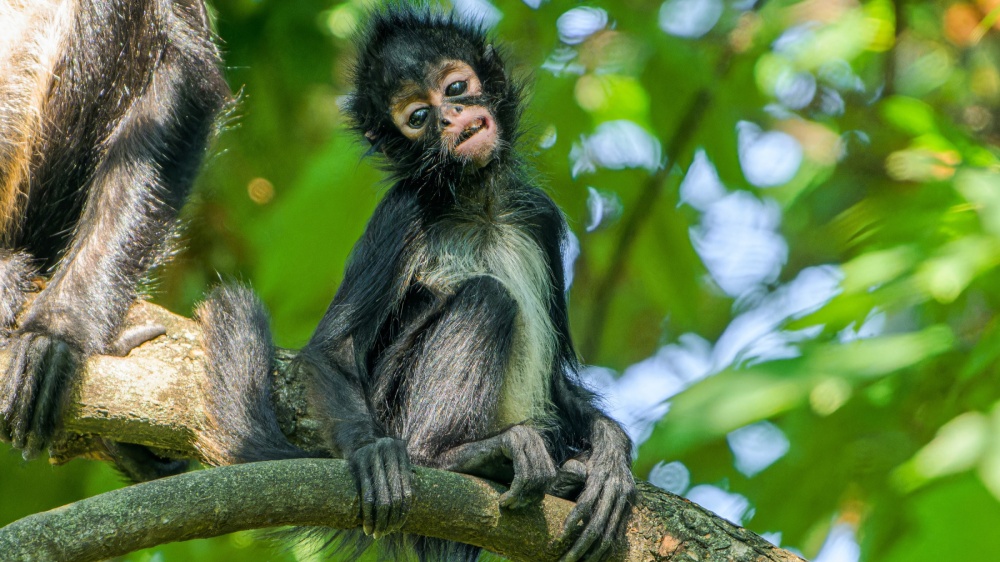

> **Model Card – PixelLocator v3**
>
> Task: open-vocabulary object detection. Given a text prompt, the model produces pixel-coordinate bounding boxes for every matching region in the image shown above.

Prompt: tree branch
[580,0,770,360]
[0,302,804,562]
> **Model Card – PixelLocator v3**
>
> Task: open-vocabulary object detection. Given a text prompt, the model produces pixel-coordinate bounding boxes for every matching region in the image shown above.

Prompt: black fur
[195,285,308,466]
[199,5,634,561]
[0,0,229,479]
[0,251,35,332]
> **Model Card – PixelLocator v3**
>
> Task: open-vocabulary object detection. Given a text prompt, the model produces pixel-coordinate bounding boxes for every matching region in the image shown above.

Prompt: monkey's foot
[441,424,557,510]
[349,437,414,538]
[558,453,636,562]
[0,332,78,458]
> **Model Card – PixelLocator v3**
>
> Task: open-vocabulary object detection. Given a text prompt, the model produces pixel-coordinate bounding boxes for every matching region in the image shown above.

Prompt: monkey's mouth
[454,117,488,148]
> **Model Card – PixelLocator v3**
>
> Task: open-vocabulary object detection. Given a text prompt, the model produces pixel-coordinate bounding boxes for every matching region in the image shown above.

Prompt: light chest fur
[413,206,556,427]
[0,0,73,237]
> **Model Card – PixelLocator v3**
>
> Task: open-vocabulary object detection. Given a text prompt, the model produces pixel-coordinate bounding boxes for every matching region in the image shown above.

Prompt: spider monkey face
[388,61,498,168]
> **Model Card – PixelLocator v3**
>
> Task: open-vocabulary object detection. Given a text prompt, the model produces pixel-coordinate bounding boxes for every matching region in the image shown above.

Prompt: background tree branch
[0,301,805,562]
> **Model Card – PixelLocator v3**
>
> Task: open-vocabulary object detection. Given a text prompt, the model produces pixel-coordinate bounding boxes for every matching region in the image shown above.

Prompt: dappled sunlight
[690,191,787,296]
[679,149,727,211]
[737,121,803,188]
[659,0,724,39]
[647,460,691,494]
[561,229,580,291]
[813,524,860,562]
[583,333,712,443]
[556,7,608,45]
[453,0,502,28]
[837,309,886,343]
[584,186,623,232]
[686,485,754,525]
[727,421,791,477]
[569,120,662,177]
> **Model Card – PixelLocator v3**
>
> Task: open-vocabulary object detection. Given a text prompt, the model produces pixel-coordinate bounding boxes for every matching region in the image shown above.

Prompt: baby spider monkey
[196,5,634,561]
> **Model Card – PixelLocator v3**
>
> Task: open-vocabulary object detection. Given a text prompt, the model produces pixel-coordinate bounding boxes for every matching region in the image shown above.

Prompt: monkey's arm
[297,349,414,538]
[550,376,636,562]
[1,5,228,460]
[524,188,636,562]
[300,186,426,537]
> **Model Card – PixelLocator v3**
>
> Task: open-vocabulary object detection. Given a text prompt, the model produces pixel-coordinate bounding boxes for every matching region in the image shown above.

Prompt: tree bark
[0,301,806,562]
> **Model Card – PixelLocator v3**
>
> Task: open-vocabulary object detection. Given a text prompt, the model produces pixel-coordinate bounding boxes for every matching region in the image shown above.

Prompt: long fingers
[381,441,413,537]
[1,333,75,459]
[351,438,413,538]
[560,479,605,561]
[560,467,635,562]
[560,481,620,562]
[499,426,556,509]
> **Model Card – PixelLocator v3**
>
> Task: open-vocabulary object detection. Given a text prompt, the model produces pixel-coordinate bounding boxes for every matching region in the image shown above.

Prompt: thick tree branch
[0,302,805,562]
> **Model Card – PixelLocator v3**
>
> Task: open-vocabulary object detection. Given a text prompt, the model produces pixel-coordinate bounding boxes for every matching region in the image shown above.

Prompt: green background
[4,0,1000,560]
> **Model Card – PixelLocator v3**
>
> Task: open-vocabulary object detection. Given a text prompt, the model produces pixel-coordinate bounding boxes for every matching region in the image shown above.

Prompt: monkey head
[346,6,523,183]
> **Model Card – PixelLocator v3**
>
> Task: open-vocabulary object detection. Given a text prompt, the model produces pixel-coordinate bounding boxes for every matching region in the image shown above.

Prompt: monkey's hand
[440,425,557,510]
[1,324,165,459]
[348,437,413,538]
[558,448,636,562]
[0,332,79,458]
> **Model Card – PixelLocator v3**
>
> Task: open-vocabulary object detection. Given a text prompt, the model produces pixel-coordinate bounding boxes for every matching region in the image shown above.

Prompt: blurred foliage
[4,0,1000,560]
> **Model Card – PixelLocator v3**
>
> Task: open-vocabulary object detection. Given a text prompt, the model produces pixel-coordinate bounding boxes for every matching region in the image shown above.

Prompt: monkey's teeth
[456,118,486,147]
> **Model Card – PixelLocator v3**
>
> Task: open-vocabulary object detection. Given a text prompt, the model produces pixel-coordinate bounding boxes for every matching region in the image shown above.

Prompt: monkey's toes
[0,332,77,458]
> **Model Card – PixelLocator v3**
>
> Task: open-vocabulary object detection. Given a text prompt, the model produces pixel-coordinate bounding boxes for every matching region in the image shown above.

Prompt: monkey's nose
[441,104,464,126]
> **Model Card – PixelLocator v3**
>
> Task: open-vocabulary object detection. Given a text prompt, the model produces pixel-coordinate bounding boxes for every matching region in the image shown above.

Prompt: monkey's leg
[439,424,557,510]
[1,14,226,461]
[401,276,557,509]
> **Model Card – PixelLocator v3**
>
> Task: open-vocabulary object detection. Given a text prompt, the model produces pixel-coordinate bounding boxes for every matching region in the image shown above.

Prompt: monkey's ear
[484,44,497,62]
[364,130,383,156]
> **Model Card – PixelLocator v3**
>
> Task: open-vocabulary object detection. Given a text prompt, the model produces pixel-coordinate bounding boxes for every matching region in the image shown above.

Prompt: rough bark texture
[0,301,806,562]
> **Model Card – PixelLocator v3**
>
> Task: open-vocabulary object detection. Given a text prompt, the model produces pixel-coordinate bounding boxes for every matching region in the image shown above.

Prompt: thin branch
[0,459,803,562]
[580,0,768,360]
[883,0,905,97]
[0,301,805,562]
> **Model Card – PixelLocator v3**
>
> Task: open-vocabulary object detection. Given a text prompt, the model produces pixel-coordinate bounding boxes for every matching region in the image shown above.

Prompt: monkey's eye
[408,107,430,129]
[445,81,468,97]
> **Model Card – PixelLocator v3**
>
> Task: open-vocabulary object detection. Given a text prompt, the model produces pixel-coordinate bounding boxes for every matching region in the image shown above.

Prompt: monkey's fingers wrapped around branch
[439,424,557,510]
[558,453,636,562]
[349,437,414,538]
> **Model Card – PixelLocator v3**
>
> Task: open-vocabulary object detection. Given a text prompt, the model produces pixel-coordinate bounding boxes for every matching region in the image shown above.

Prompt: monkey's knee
[0,250,37,330]
[452,276,516,311]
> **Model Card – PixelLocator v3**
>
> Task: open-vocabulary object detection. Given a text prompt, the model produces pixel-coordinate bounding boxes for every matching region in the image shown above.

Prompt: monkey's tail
[193,284,307,465]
